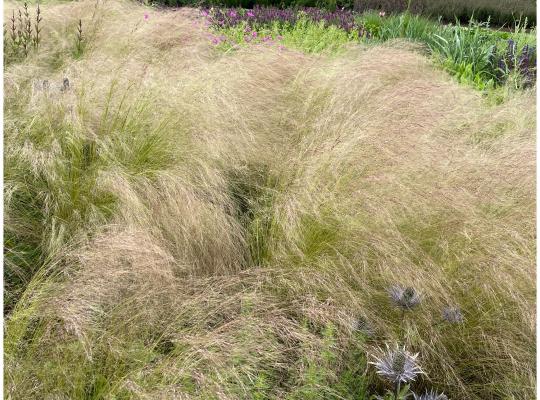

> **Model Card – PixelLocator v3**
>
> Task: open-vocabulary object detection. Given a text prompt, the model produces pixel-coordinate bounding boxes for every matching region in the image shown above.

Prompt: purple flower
[252,31,257,37]
[143,13,149,21]
[246,10,255,17]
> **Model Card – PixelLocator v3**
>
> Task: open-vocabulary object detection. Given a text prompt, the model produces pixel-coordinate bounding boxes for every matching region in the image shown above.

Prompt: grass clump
[4,1,536,399]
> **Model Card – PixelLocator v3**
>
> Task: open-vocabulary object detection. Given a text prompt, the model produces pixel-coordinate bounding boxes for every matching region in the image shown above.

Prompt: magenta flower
[143,13,149,21]
[228,10,237,18]
[246,10,255,17]
[251,31,257,37]
[201,10,209,17]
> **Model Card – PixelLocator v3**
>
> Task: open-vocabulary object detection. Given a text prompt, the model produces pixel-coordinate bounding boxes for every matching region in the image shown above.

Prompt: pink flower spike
[251,31,257,37]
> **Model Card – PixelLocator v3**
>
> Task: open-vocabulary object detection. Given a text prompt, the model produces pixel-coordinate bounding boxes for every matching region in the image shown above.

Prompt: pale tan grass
[4,1,535,398]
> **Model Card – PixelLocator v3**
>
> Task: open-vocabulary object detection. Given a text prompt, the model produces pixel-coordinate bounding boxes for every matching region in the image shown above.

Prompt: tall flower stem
[400,309,406,341]
[395,381,401,399]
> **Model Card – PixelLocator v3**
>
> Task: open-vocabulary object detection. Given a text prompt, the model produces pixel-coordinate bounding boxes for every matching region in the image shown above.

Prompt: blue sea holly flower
[370,343,424,384]
[442,306,464,324]
[388,285,421,310]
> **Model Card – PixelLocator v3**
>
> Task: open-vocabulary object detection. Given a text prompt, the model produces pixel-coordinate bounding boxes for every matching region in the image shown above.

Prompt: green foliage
[369,384,411,400]
[212,9,536,90]
[285,323,370,400]
[215,17,358,54]
[4,83,182,311]
[296,212,341,261]
[227,162,282,265]
[286,323,339,400]
[282,16,359,53]
[430,21,497,89]
[365,13,436,42]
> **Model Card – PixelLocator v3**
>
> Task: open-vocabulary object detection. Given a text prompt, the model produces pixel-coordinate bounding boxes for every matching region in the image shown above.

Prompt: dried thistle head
[413,390,449,400]
[350,315,375,337]
[442,306,464,324]
[370,343,424,384]
[388,285,421,310]
[61,77,70,92]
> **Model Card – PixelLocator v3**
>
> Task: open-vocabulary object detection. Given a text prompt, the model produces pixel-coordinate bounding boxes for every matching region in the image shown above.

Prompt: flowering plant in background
[494,39,537,87]
[201,6,366,35]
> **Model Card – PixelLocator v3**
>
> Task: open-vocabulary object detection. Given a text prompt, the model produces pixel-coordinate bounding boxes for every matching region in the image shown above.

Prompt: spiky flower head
[413,390,448,400]
[370,343,424,384]
[388,285,421,310]
[442,306,464,324]
[350,315,375,337]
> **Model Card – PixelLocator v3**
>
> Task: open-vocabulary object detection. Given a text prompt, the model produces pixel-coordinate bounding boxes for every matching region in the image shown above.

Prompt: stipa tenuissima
[370,343,424,385]
[413,389,449,400]
[388,285,421,311]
